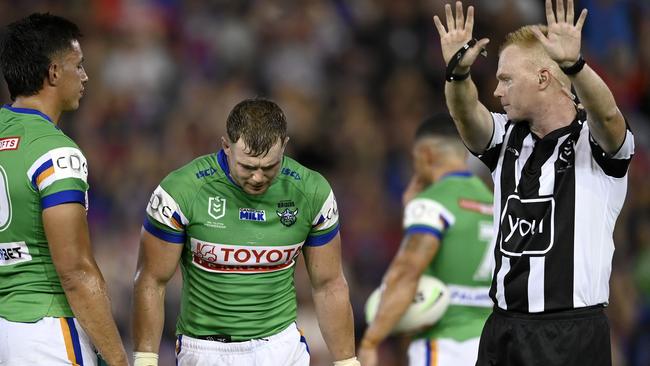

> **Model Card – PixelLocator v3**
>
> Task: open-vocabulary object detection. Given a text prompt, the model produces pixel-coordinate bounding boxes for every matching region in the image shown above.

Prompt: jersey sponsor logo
[0,242,31,265]
[239,208,266,222]
[195,167,217,179]
[281,168,301,180]
[27,147,88,190]
[499,195,555,256]
[458,199,493,215]
[403,198,455,232]
[0,137,20,151]
[448,285,492,307]
[277,208,298,227]
[147,186,187,230]
[189,238,303,274]
[208,196,226,220]
[312,190,339,231]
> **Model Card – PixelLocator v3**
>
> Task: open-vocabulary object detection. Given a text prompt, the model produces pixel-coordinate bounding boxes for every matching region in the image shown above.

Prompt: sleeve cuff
[41,190,86,209]
[305,223,340,247]
[143,217,186,244]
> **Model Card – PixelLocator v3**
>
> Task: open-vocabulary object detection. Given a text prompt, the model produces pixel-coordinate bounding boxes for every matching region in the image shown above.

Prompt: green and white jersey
[0,105,89,322]
[403,172,493,341]
[144,150,340,340]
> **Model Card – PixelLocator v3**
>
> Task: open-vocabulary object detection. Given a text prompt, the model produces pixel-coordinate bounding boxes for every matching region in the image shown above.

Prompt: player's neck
[12,94,62,125]
[529,96,576,138]
[431,161,468,184]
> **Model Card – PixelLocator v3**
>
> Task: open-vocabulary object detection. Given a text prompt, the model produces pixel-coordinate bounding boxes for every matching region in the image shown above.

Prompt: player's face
[494,45,539,122]
[56,40,88,111]
[224,137,287,195]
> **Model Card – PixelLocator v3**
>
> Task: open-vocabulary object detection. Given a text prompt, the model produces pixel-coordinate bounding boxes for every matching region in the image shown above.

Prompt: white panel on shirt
[403,198,456,231]
[27,147,88,191]
[487,113,509,150]
[146,185,189,231]
[311,190,339,231]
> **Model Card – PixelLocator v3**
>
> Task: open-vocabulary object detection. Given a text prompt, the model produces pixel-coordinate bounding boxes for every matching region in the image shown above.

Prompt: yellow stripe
[59,318,78,365]
[36,166,55,186]
[171,217,182,229]
[430,339,438,366]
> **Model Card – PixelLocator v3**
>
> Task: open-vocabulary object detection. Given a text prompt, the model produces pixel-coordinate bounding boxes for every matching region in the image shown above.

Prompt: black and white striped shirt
[476,110,634,313]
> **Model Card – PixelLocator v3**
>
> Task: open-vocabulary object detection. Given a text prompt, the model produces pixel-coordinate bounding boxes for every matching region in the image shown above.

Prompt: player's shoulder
[278,155,330,190]
[161,153,221,189]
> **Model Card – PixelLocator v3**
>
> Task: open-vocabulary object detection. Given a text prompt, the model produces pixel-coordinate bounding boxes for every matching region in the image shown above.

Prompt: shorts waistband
[178,323,298,353]
[493,304,606,320]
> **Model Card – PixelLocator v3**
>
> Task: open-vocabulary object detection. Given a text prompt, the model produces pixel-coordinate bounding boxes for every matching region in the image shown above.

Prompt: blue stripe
[66,318,84,366]
[41,190,86,209]
[143,217,186,244]
[300,335,310,354]
[405,226,443,240]
[305,223,339,247]
[425,340,431,366]
[217,149,240,187]
[3,104,55,124]
[440,170,473,179]
[31,159,53,188]
[171,212,185,228]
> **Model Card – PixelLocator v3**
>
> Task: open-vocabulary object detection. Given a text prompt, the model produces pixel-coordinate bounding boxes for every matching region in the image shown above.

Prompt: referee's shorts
[476,305,611,366]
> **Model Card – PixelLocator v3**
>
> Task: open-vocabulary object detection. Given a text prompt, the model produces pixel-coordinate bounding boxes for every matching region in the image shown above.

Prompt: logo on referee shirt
[208,197,226,220]
[499,195,554,256]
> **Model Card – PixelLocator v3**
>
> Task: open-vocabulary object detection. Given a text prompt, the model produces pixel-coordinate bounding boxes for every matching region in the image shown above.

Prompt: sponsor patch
[0,137,20,151]
[0,242,31,266]
[190,238,303,274]
[459,199,493,215]
[239,208,266,222]
[499,195,554,256]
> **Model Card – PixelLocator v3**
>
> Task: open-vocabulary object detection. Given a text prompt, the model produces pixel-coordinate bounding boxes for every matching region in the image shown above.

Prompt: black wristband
[560,55,586,75]
[445,39,487,82]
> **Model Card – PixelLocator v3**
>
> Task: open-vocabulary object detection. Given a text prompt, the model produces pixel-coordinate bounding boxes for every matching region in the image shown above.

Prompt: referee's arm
[568,63,627,154]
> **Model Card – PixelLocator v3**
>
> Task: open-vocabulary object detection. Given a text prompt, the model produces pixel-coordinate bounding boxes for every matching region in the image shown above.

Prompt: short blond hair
[499,25,569,85]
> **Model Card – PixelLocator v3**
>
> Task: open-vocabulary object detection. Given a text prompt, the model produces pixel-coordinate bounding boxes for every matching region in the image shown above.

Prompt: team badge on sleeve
[311,190,338,231]
[27,147,88,191]
[147,186,189,231]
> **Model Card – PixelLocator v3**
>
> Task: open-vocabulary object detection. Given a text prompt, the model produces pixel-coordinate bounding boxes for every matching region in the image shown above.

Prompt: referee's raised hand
[433,1,489,72]
[531,0,588,68]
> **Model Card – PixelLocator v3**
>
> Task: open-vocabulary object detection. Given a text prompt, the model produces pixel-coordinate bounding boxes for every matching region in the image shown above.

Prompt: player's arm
[359,233,439,363]
[132,230,183,365]
[302,233,358,365]
[44,203,128,366]
[531,0,626,153]
[434,2,493,152]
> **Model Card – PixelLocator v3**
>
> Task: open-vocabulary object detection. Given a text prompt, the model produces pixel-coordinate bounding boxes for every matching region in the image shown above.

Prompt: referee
[433,1,634,365]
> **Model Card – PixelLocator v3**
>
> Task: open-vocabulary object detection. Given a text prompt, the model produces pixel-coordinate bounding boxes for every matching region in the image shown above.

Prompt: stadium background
[1,0,649,365]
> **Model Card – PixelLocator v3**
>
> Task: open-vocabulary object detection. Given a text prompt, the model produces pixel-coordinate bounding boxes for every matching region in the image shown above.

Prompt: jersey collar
[2,104,55,124]
[216,149,241,188]
[440,170,473,180]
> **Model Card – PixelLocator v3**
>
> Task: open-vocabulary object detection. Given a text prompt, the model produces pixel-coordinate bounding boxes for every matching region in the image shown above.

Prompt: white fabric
[0,316,96,366]
[408,337,481,366]
[176,323,309,366]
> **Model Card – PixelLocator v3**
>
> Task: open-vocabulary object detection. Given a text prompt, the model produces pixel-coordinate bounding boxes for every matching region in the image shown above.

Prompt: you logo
[499,195,554,256]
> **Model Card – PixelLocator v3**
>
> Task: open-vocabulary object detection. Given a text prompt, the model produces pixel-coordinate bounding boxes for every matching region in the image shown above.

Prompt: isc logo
[499,195,554,256]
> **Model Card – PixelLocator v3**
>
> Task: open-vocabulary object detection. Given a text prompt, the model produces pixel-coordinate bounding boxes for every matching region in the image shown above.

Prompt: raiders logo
[277,208,298,227]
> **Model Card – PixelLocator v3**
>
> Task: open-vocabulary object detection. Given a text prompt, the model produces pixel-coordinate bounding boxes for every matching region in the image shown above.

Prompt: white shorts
[408,337,480,366]
[0,316,96,366]
[176,323,310,366]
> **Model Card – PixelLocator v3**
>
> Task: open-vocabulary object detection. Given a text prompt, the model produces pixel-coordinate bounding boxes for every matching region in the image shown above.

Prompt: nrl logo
[277,208,298,227]
[208,197,226,220]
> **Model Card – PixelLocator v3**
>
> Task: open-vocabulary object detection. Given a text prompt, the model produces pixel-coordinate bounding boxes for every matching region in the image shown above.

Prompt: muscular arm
[360,233,440,348]
[44,203,128,366]
[302,233,356,362]
[570,64,626,153]
[132,230,183,354]
[445,79,495,153]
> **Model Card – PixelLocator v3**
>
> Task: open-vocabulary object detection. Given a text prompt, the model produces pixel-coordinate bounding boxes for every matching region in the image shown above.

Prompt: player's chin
[244,185,269,195]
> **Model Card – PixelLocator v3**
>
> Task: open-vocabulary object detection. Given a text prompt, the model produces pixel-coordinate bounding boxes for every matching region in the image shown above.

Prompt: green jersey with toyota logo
[144,149,339,340]
[402,172,493,341]
[0,105,89,322]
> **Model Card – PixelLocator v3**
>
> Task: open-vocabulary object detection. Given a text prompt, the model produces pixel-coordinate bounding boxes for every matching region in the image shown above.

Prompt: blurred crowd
[1,0,649,365]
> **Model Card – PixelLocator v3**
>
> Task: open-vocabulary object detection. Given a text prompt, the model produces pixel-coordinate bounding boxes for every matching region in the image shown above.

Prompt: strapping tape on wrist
[445,38,488,82]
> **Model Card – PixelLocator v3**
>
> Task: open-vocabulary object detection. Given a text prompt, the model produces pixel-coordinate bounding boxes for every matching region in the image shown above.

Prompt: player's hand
[402,175,427,206]
[531,0,588,67]
[433,1,489,71]
[358,345,378,366]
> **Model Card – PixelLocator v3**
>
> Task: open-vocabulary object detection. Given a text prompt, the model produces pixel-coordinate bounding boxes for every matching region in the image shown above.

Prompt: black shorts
[476,305,611,366]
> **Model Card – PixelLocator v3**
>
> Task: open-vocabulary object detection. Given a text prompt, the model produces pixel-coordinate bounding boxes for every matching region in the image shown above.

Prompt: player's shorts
[175,322,310,366]
[0,316,96,366]
[476,305,611,366]
[408,337,480,366]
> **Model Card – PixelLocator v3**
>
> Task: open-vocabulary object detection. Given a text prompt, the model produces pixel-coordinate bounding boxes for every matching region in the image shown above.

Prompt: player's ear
[538,69,551,90]
[47,62,61,86]
[282,136,290,150]
[221,136,231,153]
